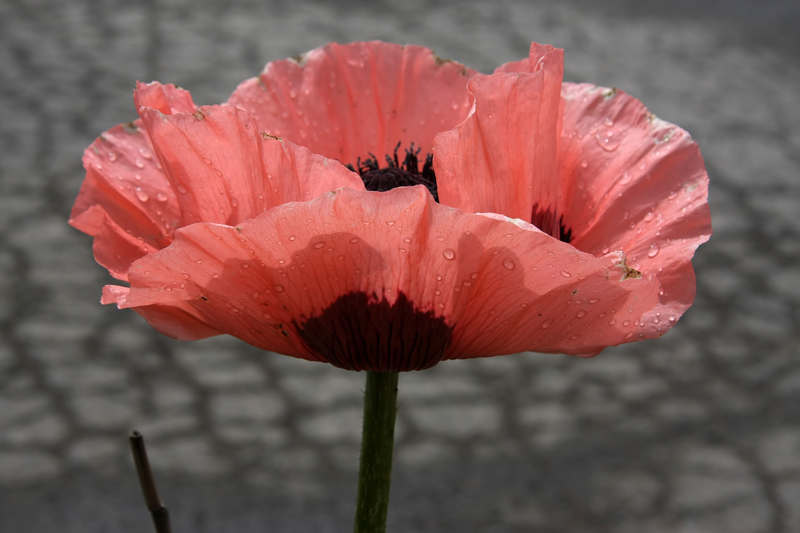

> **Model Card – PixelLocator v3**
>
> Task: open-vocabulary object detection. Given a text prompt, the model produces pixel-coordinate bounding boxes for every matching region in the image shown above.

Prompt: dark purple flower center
[349,143,439,202]
[531,204,573,244]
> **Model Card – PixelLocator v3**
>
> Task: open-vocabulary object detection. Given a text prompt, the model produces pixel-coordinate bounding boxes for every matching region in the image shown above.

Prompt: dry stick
[129,431,173,533]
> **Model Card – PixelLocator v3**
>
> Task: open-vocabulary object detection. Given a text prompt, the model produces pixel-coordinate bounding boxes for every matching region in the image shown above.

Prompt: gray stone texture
[1,0,799,531]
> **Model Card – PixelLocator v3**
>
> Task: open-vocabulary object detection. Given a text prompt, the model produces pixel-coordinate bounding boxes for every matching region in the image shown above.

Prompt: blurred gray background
[1,0,799,531]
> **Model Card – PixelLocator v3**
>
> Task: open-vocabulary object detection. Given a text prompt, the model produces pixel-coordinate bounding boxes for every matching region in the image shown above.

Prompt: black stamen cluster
[347,142,439,202]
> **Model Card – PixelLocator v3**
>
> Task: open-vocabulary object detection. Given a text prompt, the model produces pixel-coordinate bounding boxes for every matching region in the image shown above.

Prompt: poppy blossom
[71,41,711,372]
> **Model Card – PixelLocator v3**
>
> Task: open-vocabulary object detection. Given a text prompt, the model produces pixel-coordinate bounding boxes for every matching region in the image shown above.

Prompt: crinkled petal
[110,186,661,370]
[102,285,221,340]
[558,83,711,331]
[435,44,564,235]
[69,120,182,280]
[228,41,476,166]
[136,82,363,226]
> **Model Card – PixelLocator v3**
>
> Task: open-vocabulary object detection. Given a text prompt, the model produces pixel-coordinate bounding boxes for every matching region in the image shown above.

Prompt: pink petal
[69,121,182,279]
[136,101,272,226]
[102,285,221,340]
[136,82,363,225]
[557,83,711,330]
[435,44,564,235]
[133,81,198,115]
[227,41,477,166]
[113,186,660,370]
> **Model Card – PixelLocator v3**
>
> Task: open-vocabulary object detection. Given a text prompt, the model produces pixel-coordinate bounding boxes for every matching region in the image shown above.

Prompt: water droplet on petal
[350,237,360,243]
[107,152,117,162]
[560,270,572,278]
[580,159,588,169]
[623,320,631,327]
[288,235,296,241]
[647,244,660,258]
[668,315,676,322]
[442,249,456,260]
[135,188,149,202]
[274,284,285,292]
[588,298,600,304]
[436,236,445,242]
[603,117,614,127]
[623,331,634,340]
[156,192,168,202]
[541,319,554,329]
[576,310,587,318]
[314,241,325,249]
[134,158,145,169]
[386,220,396,226]
[502,258,515,270]
[211,273,220,279]
[595,134,621,152]
[176,183,188,194]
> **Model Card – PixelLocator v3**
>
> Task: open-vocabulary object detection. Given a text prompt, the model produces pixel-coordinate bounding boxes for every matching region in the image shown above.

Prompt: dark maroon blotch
[293,291,453,372]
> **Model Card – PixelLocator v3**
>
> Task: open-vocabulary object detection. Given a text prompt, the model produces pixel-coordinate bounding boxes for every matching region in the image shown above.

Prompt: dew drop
[135,188,149,202]
[195,259,202,264]
[576,310,587,318]
[442,249,456,260]
[314,241,325,249]
[403,237,412,243]
[211,273,220,279]
[668,314,676,322]
[623,331,634,340]
[139,147,153,159]
[350,237,360,243]
[541,319,554,329]
[176,183,189,194]
[502,258,515,270]
[436,275,443,281]
[623,320,631,327]
[470,272,479,280]
[580,159,588,169]
[609,319,617,325]
[588,298,600,304]
[560,270,572,278]
[386,220,396,226]
[288,235,296,241]
[436,235,445,242]
[603,117,614,127]
[134,158,145,169]
[274,284,285,292]
[107,152,117,162]
[241,263,250,269]
[595,134,621,152]
[251,291,259,299]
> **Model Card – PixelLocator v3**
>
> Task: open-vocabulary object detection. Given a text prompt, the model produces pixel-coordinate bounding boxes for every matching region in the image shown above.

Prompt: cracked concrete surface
[1,0,799,531]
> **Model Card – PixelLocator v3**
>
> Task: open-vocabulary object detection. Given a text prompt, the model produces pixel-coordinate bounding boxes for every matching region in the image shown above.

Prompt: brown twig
[129,431,172,533]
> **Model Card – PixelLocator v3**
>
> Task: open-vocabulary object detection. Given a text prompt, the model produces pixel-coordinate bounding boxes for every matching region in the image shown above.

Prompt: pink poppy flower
[71,41,711,372]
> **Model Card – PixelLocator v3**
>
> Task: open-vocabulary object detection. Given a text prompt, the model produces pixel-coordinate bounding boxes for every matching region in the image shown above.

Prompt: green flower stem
[354,371,399,533]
